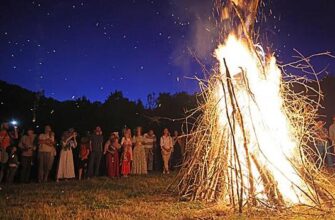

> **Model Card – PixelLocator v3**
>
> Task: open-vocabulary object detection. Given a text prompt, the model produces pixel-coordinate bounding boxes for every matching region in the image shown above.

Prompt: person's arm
[84,148,90,159]
[160,137,169,151]
[62,139,68,147]
[18,136,25,149]
[103,141,109,154]
[160,137,164,148]
[73,135,77,148]
[48,134,56,146]
[12,127,18,140]
[114,141,121,149]
[142,136,146,145]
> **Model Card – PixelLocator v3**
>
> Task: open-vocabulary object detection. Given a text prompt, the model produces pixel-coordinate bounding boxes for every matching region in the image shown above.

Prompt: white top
[160,135,173,151]
[143,133,156,149]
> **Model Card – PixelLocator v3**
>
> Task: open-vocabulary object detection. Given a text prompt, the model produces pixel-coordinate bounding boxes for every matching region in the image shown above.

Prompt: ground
[0,172,334,219]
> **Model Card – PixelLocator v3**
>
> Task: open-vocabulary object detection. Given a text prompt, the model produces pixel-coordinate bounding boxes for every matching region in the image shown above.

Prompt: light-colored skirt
[57,149,75,179]
[132,146,147,175]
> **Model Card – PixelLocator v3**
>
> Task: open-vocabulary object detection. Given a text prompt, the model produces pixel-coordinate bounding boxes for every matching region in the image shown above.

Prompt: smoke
[171,0,219,75]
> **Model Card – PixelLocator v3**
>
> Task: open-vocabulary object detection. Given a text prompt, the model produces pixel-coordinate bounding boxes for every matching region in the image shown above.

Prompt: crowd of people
[1,115,335,185]
[0,122,186,184]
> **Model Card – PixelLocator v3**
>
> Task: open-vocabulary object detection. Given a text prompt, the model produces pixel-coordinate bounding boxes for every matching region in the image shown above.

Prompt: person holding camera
[56,128,77,182]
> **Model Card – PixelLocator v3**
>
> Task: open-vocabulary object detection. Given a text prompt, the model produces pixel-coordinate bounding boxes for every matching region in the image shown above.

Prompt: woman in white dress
[57,129,77,181]
[131,127,147,175]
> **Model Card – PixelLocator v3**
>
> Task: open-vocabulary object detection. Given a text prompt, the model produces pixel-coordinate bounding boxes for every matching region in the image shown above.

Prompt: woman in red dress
[121,129,132,177]
[104,133,120,178]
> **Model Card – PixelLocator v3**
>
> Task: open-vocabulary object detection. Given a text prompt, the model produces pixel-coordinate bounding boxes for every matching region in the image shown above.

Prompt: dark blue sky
[0,0,334,102]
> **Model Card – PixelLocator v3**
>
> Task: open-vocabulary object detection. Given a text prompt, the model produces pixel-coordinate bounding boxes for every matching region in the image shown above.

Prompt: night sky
[0,0,334,102]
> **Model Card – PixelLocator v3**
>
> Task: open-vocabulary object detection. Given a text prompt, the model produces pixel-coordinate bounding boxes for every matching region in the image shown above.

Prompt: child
[78,136,90,180]
[121,146,131,177]
[121,128,133,177]
[104,136,120,178]
[7,146,19,183]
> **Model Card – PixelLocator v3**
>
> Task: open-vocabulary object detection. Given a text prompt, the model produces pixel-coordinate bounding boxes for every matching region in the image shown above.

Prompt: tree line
[0,80,197,138]
[1,75,335,137]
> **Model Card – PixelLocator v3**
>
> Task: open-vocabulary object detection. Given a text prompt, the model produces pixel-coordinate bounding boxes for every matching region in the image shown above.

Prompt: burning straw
[175,0,335,213]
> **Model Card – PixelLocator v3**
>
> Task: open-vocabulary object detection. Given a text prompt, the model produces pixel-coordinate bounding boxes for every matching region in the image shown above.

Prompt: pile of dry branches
[174,0,335,213]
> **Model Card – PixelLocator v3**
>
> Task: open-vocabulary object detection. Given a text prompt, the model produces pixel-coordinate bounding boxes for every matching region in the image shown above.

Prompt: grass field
[0,172,334,219]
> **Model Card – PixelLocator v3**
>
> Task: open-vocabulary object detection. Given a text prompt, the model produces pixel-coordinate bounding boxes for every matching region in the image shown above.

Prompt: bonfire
[177,0,334,213]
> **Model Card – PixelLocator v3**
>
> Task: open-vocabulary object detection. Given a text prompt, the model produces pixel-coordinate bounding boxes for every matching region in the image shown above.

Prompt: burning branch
[173,0,335,214]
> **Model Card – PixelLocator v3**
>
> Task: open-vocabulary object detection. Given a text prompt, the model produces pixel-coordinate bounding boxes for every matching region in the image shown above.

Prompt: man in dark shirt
[87,126,104,178]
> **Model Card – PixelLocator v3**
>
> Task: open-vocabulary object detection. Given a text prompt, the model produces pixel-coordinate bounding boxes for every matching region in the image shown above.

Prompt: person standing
[160,128,173,174]
[132,127,147,175]
[38,125,56,182]
[315,120,332,168]
[88,126,104,178]
[0,122,18,183]
[104,134,120,178]
[143,130,156,172]
[56,129,77,181]
[7,146,19,183]
[121,129,132,177]
[78,135,90,180]
[18,128,37,183]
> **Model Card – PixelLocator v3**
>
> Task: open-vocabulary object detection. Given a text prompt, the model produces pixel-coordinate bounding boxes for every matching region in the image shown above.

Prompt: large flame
[214,34,310,205]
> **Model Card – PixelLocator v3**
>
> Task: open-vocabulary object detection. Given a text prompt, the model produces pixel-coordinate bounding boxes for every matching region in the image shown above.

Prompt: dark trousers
[0,163,6,183]
[7,167,17,183]
[20,156,33,183]
[88,151,102,177]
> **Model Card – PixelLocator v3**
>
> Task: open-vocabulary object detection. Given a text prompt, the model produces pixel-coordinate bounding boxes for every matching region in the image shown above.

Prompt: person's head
[124,128,131,138]
[148,129,154,136]
[163,128,170,136]
[27,128,35,136]
[136,127,142,136]
[69,128,76,136]
[110,132,119,139]
[1,122,9,131]
[112,137,119,145]
[174,130,179,137]
[95,126,102,135]
[44,125,52,134]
